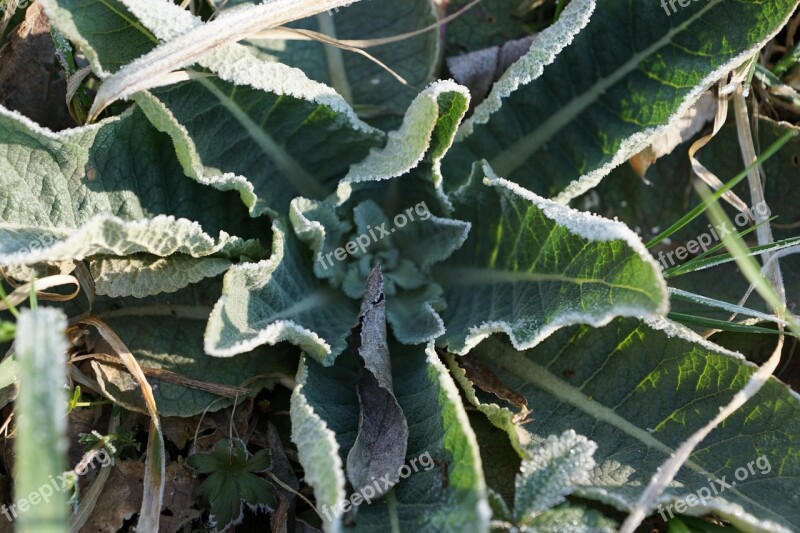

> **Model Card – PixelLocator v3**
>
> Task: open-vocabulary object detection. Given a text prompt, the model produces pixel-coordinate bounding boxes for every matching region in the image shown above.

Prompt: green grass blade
[668,312,799,338]
[14,308,69,533]
[668,287,790,326]
[664,235,800,278]
[646,129,797,249]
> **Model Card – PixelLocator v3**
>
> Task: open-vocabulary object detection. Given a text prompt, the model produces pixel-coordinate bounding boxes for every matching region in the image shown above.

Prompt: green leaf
[220,0,441,129]
[77,279,297,417]
[527,504,617,533]
[444,0,800,201]
[337,80,471,210]
[44,0,385,217]
[187,438,275,532]
[205,219,359,365]
[470,318,800,533]
[435,162,668,354]
[0,104,267,297]
[291,343,489,532]
[0,105,261,261]
[89,254,233,298]
[14,308,69,533]
[289,357,349,533]
[514,430,596,525]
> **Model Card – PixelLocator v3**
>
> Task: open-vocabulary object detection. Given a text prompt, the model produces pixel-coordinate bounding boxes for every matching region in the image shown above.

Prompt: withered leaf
[453,351,529,413]
[345,265,409,500]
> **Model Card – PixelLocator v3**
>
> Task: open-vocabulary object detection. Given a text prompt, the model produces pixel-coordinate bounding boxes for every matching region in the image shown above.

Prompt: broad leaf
[524,505,616,533]
[291,343,489,532]
[444,0,800,202]
[218,0,441,129]
[205,219,359,365]
[43,0,385,217]
[435,162,668,354]
[514,430,596,524]
[337,80,471,210]
[71,279,297,417]
[89,255,232,298]
[468,318,800,532]
[0,105,266,297]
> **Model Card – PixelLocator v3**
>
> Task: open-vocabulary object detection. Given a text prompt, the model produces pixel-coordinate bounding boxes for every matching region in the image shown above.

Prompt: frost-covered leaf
[0,104,267,297]
[73,279,297,417]
[289,357,348,533]
[187,438,275,532]
[337,80,470,209]
[345,266,408,498]
[43,0,384,217]
[469,318,800,533]
[205,219,359,365]
[220,0,440,129]
[527,505,616,533]
[435,162,667,354]
[514,430,596,524]
[14,308,69,532]
[89,255,233,298]
[291,343,489,532]
[444,0,800,202]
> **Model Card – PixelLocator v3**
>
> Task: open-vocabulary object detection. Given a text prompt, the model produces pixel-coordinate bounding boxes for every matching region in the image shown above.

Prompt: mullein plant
[0,0,798,531]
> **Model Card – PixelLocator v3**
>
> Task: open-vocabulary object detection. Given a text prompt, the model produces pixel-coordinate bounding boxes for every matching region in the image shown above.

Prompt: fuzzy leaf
[444,0,800,202]
[205,219,359,365]
[89,255,233,298]
[337,80,471,209]
[436,162,668,354]
[470,318,800,533]
[0,106,262,259]
[527,505,616,533]
[514,430,596,524]
[43,0,384,217]
[291,343,489,532]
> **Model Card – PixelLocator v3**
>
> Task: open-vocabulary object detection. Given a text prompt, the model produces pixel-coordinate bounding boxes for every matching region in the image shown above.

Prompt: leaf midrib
[96,2,326,200]
[488,0,725,177]
[483,339,785,525]
[434,266,660,305]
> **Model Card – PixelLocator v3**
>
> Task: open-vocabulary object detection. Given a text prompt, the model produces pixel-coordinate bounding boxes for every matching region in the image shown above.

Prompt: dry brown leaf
[0,2,74,130]
[79,460,199,533]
